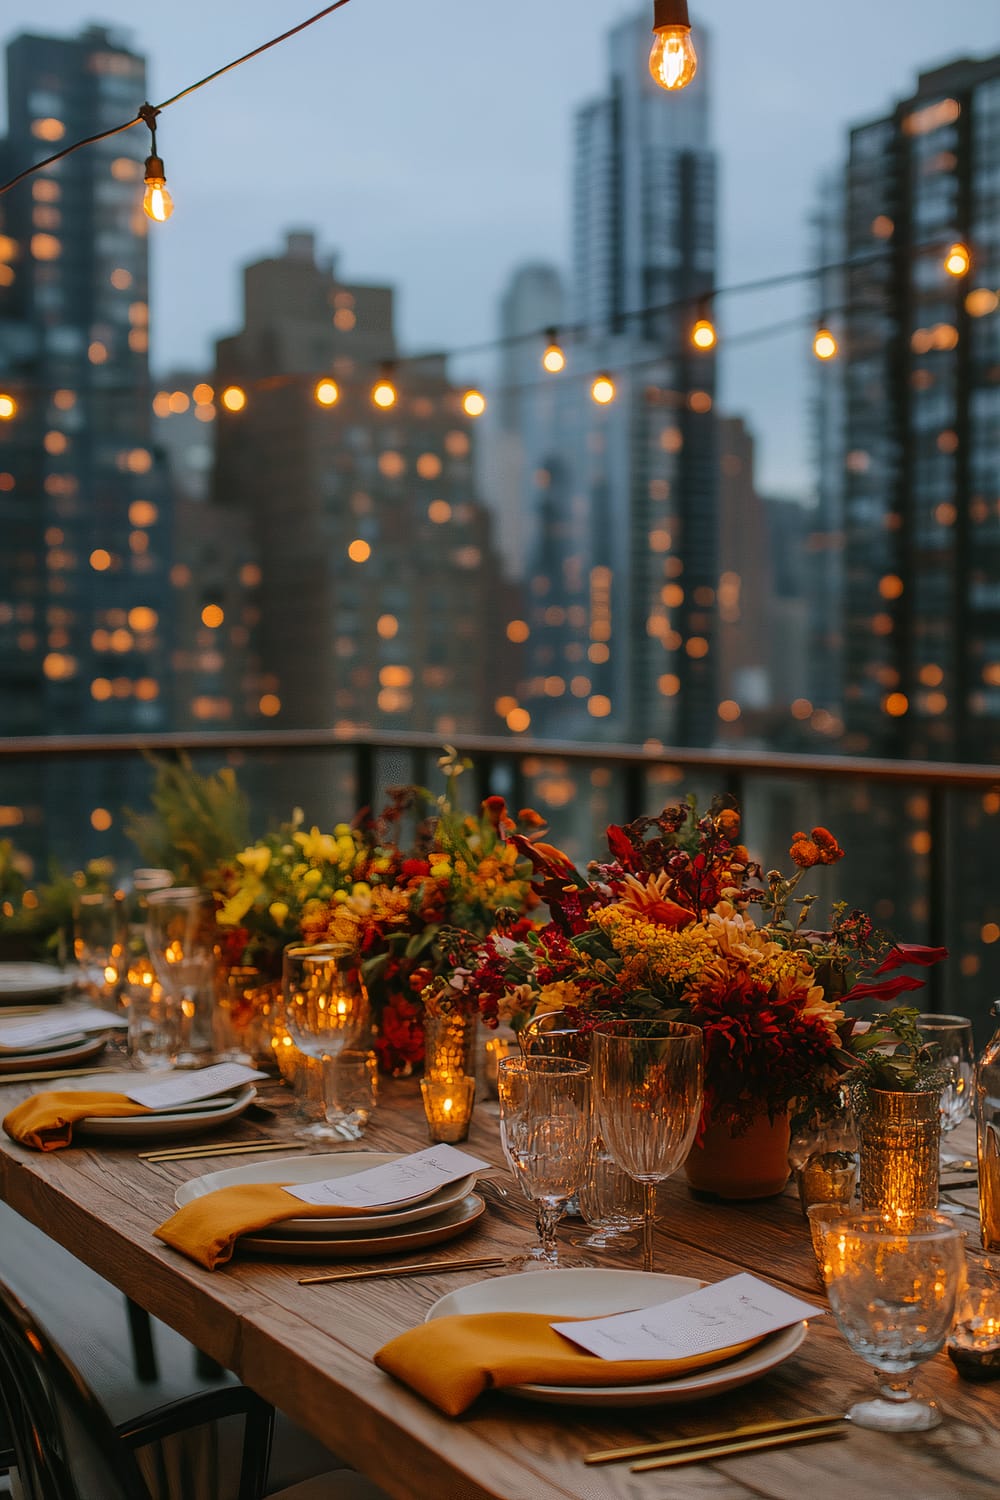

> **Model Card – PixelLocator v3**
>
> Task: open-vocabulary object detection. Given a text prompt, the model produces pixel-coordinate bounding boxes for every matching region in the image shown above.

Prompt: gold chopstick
[140,1141,299,1163]
[586,1413,846,1465]
[0,1065,120,1085]
[299,1256,506,1286]
[630,1422,847,1472]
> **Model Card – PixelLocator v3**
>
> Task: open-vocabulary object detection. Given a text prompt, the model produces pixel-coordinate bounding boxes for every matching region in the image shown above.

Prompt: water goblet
[916,1014,975,1166]
[574,1134,644,1251]
[518,1010,591,1062]
[592,1019,703,1272]
[144,887,216,1068]
[74,891,122,1008]
[283,943,369,1142]
[322,1047,378,1140]
[497,1055,591,1266]
[822,1210,965,1431]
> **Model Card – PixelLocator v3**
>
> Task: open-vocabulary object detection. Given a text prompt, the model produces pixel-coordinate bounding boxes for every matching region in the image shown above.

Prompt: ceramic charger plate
[173,1150,486,1258]
[0,1032,110,1074]
[0,963,75,1003]
[425,1267,807,1407]
[48,1070,259,1139]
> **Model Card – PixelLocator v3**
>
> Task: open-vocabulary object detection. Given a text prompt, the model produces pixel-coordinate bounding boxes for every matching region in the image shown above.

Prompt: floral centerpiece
[298,751,542,1075]
[469,795,947,1196]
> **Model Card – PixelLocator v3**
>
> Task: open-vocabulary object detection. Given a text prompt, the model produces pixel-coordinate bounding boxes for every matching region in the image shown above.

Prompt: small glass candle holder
[420,1075,475,1142]
[796,1149,858,1218]
[947,1287,1000,1381]
[806,1201,853,1288]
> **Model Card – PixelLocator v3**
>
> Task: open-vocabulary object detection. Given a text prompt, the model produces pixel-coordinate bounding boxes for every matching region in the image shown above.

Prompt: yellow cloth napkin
[3,1091,152,1152]
[155,1183,396,1270]
[374,1312,761,1415]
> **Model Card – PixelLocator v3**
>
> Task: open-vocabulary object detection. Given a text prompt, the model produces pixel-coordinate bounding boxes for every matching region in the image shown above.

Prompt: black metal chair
[0,1274,272,1500]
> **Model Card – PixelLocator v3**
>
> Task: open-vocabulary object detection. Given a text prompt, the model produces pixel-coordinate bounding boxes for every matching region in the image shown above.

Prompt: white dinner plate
[0,1032,110,1073]
[174,1152,479,1236]
[425,1268,808,1407]
[61,1076,259,1139]
[238,1193,486,1259]
[0,963,76,1003]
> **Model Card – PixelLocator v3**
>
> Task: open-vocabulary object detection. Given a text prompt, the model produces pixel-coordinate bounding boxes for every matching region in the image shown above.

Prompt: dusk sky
[2,0,999,497]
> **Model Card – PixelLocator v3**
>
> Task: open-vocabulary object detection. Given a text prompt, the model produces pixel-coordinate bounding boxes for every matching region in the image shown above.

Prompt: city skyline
[0,0,997,499]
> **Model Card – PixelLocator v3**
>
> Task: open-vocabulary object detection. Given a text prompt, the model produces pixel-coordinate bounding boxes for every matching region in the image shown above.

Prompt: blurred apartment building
[0,25,172,866]
[830,54,1000,765]
[496,8,718,747]
[206,232,518,771]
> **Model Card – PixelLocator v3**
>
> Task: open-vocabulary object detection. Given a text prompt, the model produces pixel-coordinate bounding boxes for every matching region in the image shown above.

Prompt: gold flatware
[140,1141,301,1163]
[586,1413,846,1465]
[0,1065,120,1085]
[629,1422,847,1472]
[299,1256,507,1286]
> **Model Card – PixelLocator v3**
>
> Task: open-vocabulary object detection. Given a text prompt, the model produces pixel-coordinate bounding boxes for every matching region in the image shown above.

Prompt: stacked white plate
[51,1069,259,1139]
[0,962,75,1005]
[173,1151,485,1258]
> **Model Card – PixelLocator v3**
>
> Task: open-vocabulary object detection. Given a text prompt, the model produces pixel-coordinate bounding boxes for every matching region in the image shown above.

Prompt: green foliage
[124,755,250,885]
[846,1007,951,1096]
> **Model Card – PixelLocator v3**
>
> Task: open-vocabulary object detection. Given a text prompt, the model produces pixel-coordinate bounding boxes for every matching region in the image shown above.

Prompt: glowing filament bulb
[372,374,397,409]
[944,242,971,277]
[813,327,838,360]
[142,155,174,222]
[691,318,716,350]
[591,373,616,405]
[0,394,16,420]
[649,0,698,92]
[315,378,340,406]
[542,328,566,373]
[462,389,487,417]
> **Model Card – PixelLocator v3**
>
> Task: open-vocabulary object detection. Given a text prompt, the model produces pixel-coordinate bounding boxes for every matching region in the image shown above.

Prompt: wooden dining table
[0,1067,997,1500]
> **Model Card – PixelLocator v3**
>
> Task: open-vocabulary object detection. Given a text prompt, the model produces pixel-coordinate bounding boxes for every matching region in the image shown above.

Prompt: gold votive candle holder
[420,1075,475,1143]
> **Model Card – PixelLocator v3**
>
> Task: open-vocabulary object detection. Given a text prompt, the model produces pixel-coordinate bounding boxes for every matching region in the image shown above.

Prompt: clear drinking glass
[126,983,175,1069]
[518,1010,591,1062]
[574,1134,644,1250]
[916,1014,975,1165]
[497,1055,591,1265]
[822,1210,965,1432]
[145,887,217,1068]
[283,943,369,1142]
[74,891,122,1009]
[322,1047,378,1140]
[592,1019,703,1272]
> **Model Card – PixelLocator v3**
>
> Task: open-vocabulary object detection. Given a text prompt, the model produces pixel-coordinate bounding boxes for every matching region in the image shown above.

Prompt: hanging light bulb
[591,373,616,405]
[142,156,174,222]
[649,0,698,92]
[691,299,717,350]
[314,378,340,406]
[813,325,838,361]
[0,393,16,420]
[138,104,173,223]
[542,327,566,373]
[944,241,971,277]
[372,363,397,409]
[463,389,487,417]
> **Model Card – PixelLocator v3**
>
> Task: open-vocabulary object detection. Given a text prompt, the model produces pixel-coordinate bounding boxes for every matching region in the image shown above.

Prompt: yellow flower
[218,886,258,926]
[294,826,341,864]
[334,823,352,838]
[301,868,322,889]
[269,901,289,925]
[236,845,271,878]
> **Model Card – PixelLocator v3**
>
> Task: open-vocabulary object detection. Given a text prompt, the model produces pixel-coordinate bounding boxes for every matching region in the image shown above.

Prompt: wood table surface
[0,1069,997,1500]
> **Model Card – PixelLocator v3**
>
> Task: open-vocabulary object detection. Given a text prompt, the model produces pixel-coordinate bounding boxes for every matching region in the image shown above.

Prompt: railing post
[928,784,948,1014]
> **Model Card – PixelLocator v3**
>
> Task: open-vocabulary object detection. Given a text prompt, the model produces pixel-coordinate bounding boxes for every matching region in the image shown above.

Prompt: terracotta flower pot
[684,1109,792,1200]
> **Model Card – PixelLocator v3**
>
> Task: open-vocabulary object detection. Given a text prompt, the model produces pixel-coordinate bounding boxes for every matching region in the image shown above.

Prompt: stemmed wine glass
[518,1010,590,1063]
[144,887,216,1068]
[282,943,369,1142]
[916,1014,975,1168]
[497,1055,591,1266]
[592,1019,703,1272]
[821,1210,965,1431]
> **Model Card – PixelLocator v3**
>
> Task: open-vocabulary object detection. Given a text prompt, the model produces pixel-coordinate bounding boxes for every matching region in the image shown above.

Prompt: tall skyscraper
[0,25,172,864]
[835,54,1000,763]
[511,9,718,745]
[211,232,518,749]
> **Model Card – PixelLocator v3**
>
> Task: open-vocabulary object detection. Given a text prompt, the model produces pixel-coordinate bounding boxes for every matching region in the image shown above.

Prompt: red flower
[872,942,949,974]
[840,973,927,1004]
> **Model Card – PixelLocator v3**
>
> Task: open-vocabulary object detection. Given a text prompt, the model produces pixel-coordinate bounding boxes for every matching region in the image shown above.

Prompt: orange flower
[716,808,741,839]
[790,833,821,868]
[616,873,695,929]
[811,826,845,865]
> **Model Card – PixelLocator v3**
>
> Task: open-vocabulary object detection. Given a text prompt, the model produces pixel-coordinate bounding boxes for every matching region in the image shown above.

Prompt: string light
[691,300,717,349]
[462,389,487,417]
[542,328,566,373]
[944,242,971,277]
[591,373,616,405]
[813,324,838,360]
[0,394,16,420]
[372,364,397,410]
[314,378,340,406]
[139,106,173,223]
[649,0,698,92]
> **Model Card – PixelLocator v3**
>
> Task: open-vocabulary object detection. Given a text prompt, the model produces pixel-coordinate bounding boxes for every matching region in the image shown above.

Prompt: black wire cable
[0,0,355,197]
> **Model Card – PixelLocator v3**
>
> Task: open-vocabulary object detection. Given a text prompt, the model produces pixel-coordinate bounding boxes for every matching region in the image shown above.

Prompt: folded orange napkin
[374,1312,760,1415]
[154,1183,395,1270]
[3,1091,152,1152]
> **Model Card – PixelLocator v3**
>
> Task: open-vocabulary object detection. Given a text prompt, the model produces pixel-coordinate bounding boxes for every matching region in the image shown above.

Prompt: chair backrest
[0,1276,150,1500]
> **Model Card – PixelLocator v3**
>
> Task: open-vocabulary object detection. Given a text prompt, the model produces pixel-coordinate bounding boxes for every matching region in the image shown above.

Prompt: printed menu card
[285,1144,490,1210]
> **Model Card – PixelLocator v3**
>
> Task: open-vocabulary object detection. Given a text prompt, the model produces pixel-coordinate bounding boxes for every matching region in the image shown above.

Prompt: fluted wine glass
[593,1019,703,1272]
[497,1055,592,1265]
[282,943,369,1142]
[916,1013,975,1167]
[144,887,216,1067]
